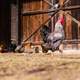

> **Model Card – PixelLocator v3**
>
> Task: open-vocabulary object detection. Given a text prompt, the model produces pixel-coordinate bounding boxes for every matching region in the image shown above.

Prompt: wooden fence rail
[22,5,80,15]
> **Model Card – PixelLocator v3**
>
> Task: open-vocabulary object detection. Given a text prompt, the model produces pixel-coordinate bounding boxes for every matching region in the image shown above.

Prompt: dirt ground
[0,50,80,80]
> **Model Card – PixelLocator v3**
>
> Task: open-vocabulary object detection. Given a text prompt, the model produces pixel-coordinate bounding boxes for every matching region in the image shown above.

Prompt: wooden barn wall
[21,0,80,48]
[22,0,49,42]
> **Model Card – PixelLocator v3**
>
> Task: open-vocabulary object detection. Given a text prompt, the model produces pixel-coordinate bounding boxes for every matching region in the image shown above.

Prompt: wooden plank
[29,1,42,42]
[65,11,72,40]
[22,0,45,43]
[11,2,18,44]
[22,1,31,41]
[22,5,80,15]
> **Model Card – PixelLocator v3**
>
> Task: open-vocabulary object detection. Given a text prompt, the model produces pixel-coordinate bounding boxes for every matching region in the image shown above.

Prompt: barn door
[21,0,50,43]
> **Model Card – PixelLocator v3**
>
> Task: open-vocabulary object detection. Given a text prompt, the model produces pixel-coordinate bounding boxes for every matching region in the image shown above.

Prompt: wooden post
[11,0,19,44]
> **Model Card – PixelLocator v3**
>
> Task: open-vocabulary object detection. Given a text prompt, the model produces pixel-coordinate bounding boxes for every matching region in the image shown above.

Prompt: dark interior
[0,0,11,46]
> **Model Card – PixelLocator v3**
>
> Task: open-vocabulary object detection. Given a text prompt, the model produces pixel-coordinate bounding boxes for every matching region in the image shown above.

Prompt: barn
[0,0,80,51]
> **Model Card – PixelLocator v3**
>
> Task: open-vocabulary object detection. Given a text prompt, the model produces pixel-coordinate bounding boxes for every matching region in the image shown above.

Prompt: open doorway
[0,0,11,48]
[0,0,19,50]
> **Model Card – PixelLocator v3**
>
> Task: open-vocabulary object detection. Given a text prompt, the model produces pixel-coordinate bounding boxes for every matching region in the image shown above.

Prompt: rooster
[41,16,65,53]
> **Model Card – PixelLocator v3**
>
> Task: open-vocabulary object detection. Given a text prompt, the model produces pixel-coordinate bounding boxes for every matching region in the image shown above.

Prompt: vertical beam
[11,0,19,44]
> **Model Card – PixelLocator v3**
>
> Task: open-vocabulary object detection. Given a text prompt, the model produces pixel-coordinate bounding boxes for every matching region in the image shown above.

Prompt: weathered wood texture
[22,0,49,42]
[11,3,18,44]
[21,0,80,49]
